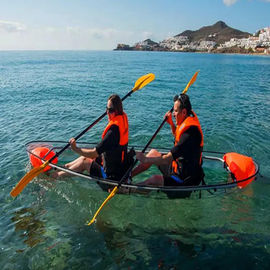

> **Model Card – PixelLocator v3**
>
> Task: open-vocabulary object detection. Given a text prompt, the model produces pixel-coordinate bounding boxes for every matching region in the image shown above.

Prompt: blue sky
[0,0,269,50]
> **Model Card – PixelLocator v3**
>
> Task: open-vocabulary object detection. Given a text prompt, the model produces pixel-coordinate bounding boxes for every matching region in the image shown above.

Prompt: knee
[147,149,161,158]
[76,156,86,164]
[82,157,92,166]
[147,175,163,186]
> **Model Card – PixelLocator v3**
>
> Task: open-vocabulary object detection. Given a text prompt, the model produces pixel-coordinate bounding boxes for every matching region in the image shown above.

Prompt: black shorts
[158,163,185,186]
[90,161,113,192]
[158,163,171,177]
[158,163,204,187]
[89,161,107,179]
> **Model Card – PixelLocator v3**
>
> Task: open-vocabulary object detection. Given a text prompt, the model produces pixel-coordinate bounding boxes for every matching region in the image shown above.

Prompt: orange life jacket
[102,112,128,147]
[172,111,204,173]
[101,112,129,176]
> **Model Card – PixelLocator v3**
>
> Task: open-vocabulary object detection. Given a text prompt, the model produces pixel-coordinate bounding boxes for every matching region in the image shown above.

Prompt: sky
[0,0,269,50]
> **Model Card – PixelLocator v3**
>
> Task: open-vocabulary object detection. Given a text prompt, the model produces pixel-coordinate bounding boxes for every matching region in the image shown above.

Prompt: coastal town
[115,22,270,55]
[218,27,270,53]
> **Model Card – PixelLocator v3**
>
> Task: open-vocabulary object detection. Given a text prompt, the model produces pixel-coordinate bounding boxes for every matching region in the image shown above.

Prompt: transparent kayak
[25,140,260,199]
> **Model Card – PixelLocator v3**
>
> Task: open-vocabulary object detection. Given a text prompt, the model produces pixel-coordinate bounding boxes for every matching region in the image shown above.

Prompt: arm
[69,138,99,159]
[165,111,176,136]
[69,125,120,159]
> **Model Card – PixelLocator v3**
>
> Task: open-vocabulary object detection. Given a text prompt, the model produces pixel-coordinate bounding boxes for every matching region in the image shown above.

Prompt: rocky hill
[114,21,253,52]
[176,21,250,44]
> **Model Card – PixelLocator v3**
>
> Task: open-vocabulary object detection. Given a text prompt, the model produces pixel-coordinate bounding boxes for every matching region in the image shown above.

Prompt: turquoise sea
[1,51,270,269]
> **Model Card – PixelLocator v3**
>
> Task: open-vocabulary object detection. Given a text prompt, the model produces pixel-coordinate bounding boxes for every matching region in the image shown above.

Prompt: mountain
[141,39,159,46]
[114,21,258,53]
[175,21,251,44]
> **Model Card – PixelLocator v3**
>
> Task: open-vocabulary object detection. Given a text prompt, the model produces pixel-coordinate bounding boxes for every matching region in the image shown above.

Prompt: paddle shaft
[117,107,173,188]
[48,90,134,163]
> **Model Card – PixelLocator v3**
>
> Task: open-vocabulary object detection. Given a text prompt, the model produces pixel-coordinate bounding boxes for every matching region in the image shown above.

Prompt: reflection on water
[11,207,45,249]
[94,216,270,269]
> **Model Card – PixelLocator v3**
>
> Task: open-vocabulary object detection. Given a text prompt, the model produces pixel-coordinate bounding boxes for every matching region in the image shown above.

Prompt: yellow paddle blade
[10,160,49,197]
[182,70,200,94]
[132,73,155,92]
[87,186,118,226]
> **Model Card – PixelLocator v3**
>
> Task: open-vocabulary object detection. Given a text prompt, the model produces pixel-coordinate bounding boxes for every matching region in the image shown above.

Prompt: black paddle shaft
[117,107,174,187]
[48,90,134,163]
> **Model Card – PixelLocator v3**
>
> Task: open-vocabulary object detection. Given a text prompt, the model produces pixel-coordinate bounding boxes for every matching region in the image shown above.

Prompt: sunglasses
[106,107,115,113]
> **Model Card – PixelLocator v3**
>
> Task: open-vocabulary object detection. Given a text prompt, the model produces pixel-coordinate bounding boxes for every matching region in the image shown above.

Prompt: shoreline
[0,49,269,56]
[114,49,270,56]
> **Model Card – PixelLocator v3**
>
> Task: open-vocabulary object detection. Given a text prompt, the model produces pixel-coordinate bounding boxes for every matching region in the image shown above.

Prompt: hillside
[114,21,264,53]
[176,21,251,44]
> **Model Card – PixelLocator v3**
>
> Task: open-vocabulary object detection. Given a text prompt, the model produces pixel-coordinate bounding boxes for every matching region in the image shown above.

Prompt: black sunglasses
[106,107,115,113]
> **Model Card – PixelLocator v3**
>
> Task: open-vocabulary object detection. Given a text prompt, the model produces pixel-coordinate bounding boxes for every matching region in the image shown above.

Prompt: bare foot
[108,186,130,194]
[50,171,60,179]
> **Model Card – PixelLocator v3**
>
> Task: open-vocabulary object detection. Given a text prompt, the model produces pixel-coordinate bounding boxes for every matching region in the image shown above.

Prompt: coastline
[114,22,270,57]
[114,49,270,56]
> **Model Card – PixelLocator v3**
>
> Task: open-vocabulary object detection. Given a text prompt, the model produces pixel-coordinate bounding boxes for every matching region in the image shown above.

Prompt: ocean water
[0,51,270,269]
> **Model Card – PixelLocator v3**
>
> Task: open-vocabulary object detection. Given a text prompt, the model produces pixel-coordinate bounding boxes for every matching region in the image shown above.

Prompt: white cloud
[0,18,156,50]
[65,26,132,41]
[86,28,122,40]
[0,20,26,32]
[223,0,270,7]
[0,25,138,50]
[223,0,239,6]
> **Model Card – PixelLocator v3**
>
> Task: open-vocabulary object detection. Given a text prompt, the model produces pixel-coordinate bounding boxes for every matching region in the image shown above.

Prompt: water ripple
[1,51,270,269]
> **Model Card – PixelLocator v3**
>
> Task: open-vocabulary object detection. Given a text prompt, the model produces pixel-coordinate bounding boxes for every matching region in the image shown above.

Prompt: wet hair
[173,93,192,115]
[108,94,123,115]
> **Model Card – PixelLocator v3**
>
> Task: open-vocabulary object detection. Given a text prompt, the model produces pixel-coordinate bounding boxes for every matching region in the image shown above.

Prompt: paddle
[87,70,199,225]
[10,73,155,197]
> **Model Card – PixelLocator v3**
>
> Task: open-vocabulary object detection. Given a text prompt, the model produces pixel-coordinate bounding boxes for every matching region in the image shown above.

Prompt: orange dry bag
[223,152,256,188]
[29,147,58,172]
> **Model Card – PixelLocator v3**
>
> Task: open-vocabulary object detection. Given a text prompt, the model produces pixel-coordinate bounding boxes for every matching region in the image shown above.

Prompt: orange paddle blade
[182,70,199,94]
[132,73,155,92]
[10,161,49,197]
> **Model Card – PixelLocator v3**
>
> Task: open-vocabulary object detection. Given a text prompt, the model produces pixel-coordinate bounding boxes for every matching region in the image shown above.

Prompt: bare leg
[137,174,164,186]
[64,157,83,169]
[52,156,93,178]
[116,175,164,195]
[132,149,162,177]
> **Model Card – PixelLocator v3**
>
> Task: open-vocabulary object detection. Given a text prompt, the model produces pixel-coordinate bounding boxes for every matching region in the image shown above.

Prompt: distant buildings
[115,26,270,54]
[218,27,270,53]
[159,36,189,51]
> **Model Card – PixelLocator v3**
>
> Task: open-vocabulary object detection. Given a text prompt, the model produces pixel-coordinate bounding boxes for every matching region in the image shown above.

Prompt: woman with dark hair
[53,94,130,181]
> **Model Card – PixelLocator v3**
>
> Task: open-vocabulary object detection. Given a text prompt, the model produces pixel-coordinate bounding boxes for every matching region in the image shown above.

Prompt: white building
[159,36,189,50]
[259,27,270,42]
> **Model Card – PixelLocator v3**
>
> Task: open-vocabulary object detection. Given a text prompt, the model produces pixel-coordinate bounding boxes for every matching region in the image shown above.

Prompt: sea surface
[0,51,270,269]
